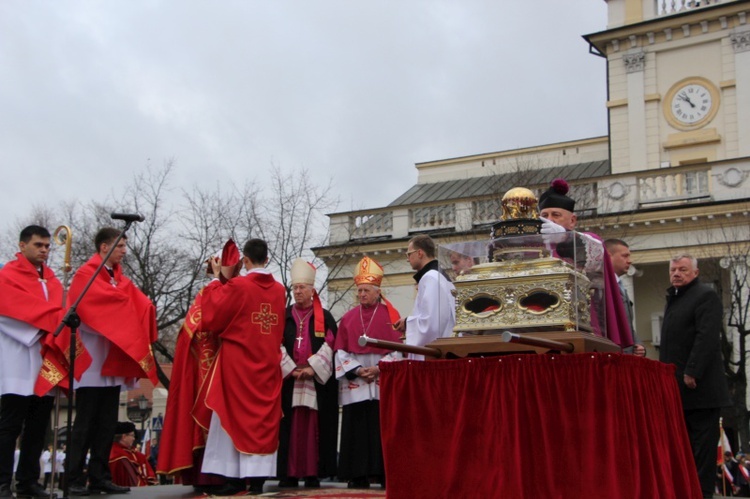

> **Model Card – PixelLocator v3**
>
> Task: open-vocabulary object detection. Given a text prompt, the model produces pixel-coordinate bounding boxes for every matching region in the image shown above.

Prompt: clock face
[663,77,719,130]
[670,83,712,124]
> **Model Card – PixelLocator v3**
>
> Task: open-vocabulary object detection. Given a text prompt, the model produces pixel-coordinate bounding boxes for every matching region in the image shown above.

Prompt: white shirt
[405,267,456,360]
[0,316,44,396]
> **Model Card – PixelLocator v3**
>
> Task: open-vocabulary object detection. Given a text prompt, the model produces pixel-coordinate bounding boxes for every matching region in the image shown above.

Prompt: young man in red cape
[65,227,158,496]
[194,238,286,496]
[0,225,64,499]
[109,422,156,488]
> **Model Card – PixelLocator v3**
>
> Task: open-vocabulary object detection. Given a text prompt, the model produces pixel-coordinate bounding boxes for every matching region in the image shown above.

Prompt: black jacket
[659,278,731,410]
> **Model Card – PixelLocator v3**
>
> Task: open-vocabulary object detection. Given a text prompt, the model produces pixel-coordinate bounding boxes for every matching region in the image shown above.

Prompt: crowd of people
[0,178,734,498]
[154,235,454,495]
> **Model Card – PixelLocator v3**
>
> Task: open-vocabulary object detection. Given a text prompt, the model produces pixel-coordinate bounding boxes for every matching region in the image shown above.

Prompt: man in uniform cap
[334,256,402,489]
[276,259,338,488]
[538,179,634,349]
[109,421,156,487]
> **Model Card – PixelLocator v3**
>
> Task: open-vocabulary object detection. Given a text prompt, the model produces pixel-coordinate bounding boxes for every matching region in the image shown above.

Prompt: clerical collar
[413,259,438,284]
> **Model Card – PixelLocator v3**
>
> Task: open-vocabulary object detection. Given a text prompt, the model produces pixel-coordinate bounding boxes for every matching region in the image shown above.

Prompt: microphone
[110,213,145,223]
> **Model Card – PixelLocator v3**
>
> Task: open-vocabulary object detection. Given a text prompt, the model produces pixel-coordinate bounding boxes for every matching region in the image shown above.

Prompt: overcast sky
[0,0,609,238]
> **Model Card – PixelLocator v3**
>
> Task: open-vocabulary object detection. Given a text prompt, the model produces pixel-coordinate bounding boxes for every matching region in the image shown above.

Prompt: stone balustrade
[328,161,750,245]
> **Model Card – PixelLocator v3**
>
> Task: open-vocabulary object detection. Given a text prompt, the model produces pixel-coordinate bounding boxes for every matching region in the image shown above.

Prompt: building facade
[315,0,750,362]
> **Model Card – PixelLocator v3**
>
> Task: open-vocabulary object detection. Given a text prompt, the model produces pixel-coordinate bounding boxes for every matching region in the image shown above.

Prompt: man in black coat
[659,254,731,499]
[277,259,338,488]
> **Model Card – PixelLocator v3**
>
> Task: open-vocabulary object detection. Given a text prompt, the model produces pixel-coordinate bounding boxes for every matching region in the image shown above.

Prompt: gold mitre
[291,258,316,286]
[501,187,539,221]
[354,256,384,287]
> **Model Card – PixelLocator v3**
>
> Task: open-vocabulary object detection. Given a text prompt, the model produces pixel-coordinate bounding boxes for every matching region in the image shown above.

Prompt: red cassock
[156,288,221,480]
[61,253,158,384]
[194,272,286,455]
[109,442,155,487]
[0,253,75,395]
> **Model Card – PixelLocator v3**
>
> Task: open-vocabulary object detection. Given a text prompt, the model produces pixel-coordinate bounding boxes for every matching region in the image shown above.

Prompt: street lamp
[136,394,151,432]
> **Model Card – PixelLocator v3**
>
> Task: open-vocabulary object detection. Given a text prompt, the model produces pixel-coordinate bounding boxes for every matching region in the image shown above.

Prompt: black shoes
[0,483,13,498]
[68,483,90,496]
[212,479,245,496]
[15,482,50,498]
[88,481,130,495]
[277,477,299,488]
[303,477,320,488]
[248,478,265,495]
[347,477,370,489]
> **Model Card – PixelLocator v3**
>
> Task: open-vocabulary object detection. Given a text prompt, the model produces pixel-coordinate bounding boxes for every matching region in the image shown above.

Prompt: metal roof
[388,160,610,207]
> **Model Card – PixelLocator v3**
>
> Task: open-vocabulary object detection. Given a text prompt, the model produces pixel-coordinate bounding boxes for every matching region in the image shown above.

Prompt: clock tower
[584,0,750,173]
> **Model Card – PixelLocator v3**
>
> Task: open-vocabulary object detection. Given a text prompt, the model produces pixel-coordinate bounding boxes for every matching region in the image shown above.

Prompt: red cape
[156,288,220,478]
[195,273,286,455]
[0,254,79,395]
[0,253,64,332]
[110,442,155,487]
[64,254,158,384]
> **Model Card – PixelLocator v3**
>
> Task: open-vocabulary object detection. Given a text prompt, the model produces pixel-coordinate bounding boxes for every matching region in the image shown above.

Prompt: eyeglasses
[406,249,419,258]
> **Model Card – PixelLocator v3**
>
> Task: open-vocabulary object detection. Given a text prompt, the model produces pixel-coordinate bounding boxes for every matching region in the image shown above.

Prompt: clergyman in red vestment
[65,227,158,496]
[195,238,286,496]
[0,225,64,498]
[156,242,242,494]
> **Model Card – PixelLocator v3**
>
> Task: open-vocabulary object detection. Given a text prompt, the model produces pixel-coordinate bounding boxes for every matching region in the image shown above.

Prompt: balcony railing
[656,0,725,17]
[638,169,710,205]
[330,164,730,244]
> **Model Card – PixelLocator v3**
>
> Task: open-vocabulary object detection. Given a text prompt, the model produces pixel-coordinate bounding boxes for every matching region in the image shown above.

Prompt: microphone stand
[52,221,135,499]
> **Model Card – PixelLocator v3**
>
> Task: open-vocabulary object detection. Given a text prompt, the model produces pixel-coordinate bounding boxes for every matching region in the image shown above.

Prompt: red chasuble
[157,288,220,477]
[63,253,158,384]
[196,272,286,455]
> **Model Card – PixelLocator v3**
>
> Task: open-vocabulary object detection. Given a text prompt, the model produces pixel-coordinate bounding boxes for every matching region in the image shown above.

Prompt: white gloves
[540,217,569,245]
[540,217,566,234]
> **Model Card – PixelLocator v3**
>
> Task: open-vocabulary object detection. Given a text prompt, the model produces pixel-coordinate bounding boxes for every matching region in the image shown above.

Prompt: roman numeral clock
[663,76,720,131]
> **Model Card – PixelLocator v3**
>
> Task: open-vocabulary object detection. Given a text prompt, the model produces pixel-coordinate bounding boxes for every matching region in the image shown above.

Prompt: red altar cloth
[379,353,701,499]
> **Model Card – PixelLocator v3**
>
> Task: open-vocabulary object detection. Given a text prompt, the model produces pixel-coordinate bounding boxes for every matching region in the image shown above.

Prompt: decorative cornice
[623,52,646,73]
[730,29,750,53]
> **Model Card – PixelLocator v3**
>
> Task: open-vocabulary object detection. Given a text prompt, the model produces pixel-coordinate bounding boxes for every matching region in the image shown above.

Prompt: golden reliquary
[445,187,595,336]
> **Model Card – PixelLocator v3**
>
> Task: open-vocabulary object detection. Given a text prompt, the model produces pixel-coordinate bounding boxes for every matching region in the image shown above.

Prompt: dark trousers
[338,400,384,481]
[684,407,721,497]
[67,387,120,486]
[0,394,53,487]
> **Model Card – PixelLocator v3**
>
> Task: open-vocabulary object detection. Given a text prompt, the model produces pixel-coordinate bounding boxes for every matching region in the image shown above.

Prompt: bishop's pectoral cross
[296,321,305,348]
